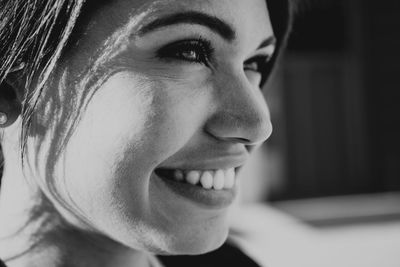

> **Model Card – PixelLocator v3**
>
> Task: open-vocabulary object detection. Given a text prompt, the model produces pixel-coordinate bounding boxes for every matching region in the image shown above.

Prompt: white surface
[230,204,400,267]
[272,192,400,223]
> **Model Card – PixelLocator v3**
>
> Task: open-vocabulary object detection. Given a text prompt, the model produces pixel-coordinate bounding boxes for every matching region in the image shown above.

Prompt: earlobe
[0,80,23,127]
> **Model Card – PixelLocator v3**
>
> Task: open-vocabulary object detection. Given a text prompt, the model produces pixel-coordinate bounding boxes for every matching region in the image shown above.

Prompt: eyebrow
[138,11,236,42]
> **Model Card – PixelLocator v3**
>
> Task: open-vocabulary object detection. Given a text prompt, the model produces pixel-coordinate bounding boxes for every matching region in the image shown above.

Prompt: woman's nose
[205,74,272,145]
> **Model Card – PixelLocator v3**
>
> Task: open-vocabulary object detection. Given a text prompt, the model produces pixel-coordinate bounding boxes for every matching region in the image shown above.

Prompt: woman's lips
[153,153,246,208]
[157,151,249,172]
[153,167,238,209]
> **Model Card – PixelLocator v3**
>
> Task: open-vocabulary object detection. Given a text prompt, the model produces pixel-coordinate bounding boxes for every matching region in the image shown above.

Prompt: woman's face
[30,0,275,254]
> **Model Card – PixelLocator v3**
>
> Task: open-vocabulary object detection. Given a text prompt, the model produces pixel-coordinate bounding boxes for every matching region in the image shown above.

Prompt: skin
[0,0,275,266]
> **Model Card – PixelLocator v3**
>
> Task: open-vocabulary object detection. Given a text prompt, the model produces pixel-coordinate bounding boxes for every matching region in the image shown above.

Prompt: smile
[153,167,239,209]
[155,168,236,190]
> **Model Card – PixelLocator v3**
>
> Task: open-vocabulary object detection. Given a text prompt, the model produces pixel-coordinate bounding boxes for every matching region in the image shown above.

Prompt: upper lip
[156,153,249,171]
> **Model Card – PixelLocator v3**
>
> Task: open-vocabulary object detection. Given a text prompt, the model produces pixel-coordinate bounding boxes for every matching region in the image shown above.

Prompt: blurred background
[271,0,400,201]
[235,0,400,265]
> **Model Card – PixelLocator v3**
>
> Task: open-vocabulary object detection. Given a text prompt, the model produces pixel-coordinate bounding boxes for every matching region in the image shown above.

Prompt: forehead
[137,0,271,23]
[85,0,273,41]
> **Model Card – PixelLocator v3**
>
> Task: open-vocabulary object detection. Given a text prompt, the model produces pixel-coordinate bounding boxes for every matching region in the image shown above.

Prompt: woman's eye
[244,56,270,74]
[156,38,213,66]
[244,55,272,86]
[244,61,260,72]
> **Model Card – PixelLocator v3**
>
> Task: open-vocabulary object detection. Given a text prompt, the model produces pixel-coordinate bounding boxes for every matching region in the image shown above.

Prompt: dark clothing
[158,242,262,267]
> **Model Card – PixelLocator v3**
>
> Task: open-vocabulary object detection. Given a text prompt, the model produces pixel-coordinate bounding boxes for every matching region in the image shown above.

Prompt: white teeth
[171,168,236,190]
[200,171,213,189]
[186,170,201,185]
[224,169,235,189]
[213,170,225,190]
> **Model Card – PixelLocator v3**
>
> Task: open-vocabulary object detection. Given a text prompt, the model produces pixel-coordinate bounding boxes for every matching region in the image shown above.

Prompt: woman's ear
[0,73,24,128]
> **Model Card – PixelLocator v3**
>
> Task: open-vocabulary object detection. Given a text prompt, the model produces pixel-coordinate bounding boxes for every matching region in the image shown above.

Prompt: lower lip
[153,172,237,209]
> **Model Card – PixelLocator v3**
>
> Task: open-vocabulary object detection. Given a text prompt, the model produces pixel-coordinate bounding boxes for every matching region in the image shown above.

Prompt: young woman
[0,0,292,266]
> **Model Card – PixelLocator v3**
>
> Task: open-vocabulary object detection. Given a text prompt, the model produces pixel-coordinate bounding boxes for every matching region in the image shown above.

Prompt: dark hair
[0,0,294,178]
[0,0,85,158]
[262,0,294,85]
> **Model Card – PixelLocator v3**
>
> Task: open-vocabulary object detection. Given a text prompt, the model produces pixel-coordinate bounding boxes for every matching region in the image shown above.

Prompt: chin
[160,223,229,256]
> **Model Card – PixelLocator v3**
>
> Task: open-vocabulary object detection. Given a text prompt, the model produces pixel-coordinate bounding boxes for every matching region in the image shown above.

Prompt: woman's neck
[0,144,153,267]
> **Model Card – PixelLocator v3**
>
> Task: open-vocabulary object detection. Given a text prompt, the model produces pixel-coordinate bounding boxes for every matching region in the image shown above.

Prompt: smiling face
[27,0,275,254]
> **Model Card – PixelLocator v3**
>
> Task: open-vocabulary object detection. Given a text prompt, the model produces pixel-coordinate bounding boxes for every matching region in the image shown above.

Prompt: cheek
[60,73,154,214]
[54,72,204,229]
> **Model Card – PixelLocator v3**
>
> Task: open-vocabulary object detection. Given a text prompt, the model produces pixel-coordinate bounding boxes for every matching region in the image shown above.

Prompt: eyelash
[156,37,214,66]
[156,38,273,87]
